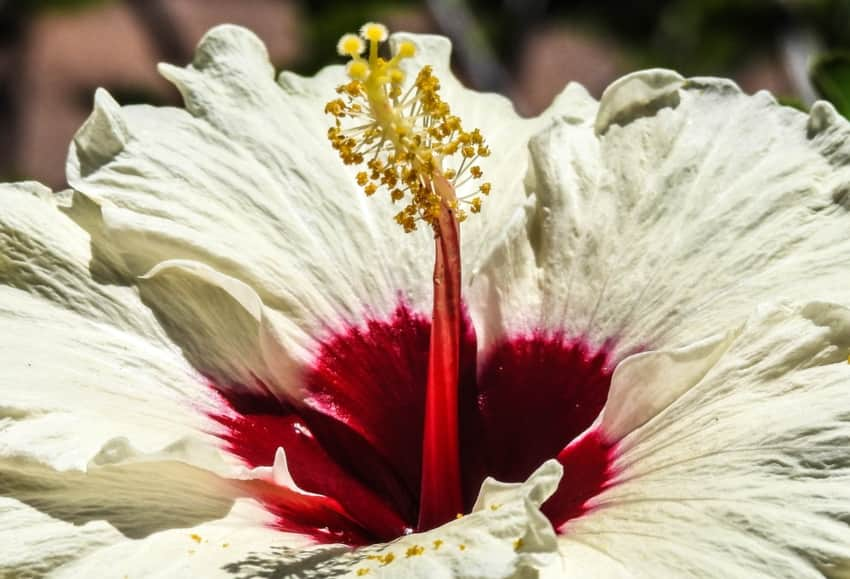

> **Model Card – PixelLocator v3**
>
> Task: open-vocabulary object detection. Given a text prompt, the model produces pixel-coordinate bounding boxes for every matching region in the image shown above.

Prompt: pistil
[325,22,491,530]
[419,174,463,529]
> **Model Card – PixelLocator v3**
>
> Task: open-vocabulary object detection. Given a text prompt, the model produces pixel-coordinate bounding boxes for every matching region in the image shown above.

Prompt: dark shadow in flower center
[209,301,616,544]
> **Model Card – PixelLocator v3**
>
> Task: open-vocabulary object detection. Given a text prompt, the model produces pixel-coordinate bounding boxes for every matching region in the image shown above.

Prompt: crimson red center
[210,302,618,545]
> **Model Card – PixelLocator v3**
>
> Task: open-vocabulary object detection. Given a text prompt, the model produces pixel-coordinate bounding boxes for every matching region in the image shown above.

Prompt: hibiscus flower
[3,22,850,578]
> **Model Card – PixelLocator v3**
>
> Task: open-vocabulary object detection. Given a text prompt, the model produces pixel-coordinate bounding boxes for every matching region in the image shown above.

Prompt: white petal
[1,445,236,543]
[600,326,738,439]
[138,259,306,395]
[0,497,122,577]
[46,461,561,579]
[389,33,598,270]
[474,70,850,354]
[68,28,431,332]
[555,301,850,578]
[0,183,220,470]
[0,182,158,335]
[66,26,591,338]
[50,499,318,579]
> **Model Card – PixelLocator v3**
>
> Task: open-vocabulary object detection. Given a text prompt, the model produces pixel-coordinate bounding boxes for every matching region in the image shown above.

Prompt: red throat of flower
[418,174,464,529]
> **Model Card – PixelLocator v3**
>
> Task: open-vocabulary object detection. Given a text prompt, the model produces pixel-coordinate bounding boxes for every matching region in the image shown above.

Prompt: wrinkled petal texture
[65,25,577,362]
[472,71,850,355]
[1,20,849,579]
[553,302,850,578]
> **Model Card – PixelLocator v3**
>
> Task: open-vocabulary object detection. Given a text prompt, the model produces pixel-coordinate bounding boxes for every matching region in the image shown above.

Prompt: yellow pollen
[347,60,369,80]
[337,33,365,57]
[405,545,425,557]
[513,538,524,551]
[360,22,388,42]
[459,544,467,551]
[455,513,464,519]
[325,22,492,232]
[397,41,416,58]
[189,533,202,543]
[378,553,396,565]
[433,539,444,550]
[356,569,371,576]
[489,503,502,511]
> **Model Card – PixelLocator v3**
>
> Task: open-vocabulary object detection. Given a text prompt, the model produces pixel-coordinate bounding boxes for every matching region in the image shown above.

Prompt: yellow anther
[337,33,365,57]
[326,23,492,232]
[479,182,491,195]
[360,22,388,42]
[347,60,369,80]
[397,41,416,58]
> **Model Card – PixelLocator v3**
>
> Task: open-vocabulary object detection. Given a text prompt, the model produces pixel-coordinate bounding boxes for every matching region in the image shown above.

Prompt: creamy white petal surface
[0,182,275,575]
[66,25,584,342]
[471,70,850,353]
[551,302,850,578]
[0,497,122,577]
[0,182,217,469]
[53,460,561,579]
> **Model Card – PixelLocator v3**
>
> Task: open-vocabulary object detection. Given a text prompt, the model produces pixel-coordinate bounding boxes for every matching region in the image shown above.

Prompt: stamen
[325,24,492,233]
[325,23,494,531]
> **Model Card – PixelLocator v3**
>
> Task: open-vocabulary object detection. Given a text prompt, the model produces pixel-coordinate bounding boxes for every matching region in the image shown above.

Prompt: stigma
[325,22,492,233]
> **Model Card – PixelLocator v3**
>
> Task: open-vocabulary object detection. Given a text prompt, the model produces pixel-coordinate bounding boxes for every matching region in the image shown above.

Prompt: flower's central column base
[418,174,464,531]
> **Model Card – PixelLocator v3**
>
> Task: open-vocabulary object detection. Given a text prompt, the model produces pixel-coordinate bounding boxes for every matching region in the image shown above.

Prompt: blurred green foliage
[811,53,850,118]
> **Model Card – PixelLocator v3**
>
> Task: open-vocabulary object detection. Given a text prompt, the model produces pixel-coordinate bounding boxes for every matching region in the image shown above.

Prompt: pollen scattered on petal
[325,23,492,232]
[513,537,524,551]
[189,533,202,543]
[458,543,467,551]
[356,569,371,576]
[433,539,444,550]
[378,552,395,566]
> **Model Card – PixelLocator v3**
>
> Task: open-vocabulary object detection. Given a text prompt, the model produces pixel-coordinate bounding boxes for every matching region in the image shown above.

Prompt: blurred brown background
[1,0,848,188]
